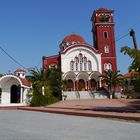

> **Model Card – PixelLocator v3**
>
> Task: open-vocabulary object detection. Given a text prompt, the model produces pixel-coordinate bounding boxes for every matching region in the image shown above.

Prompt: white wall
[61,46,102,74]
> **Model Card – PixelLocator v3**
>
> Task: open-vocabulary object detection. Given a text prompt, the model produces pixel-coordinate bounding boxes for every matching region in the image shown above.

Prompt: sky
[0,0,140,74]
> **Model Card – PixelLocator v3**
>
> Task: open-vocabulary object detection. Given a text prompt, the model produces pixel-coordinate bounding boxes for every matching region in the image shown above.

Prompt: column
[75,79,79,91]
[99,77,102,88]
[20,87,23,103]
[88,79,91,90]
[74,80,76,91]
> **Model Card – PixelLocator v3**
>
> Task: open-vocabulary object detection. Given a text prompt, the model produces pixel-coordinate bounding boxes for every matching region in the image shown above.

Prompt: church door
[10,85,20,103]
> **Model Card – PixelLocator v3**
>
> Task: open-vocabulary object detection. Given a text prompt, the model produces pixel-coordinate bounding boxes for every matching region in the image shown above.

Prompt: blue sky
[0,0,140,74]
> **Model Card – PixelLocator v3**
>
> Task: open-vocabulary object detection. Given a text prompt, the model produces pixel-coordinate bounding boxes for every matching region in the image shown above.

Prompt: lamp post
[42,56,46,96]
[130,29,138,50]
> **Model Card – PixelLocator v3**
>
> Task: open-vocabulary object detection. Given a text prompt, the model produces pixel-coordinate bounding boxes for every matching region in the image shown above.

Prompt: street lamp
[42,56,46,96]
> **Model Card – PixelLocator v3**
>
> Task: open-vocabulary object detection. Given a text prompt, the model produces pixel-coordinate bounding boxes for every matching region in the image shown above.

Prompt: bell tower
[91,8,117,73]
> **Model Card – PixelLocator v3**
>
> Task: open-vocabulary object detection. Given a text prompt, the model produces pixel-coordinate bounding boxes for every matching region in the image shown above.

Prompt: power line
[116,32,129,42]
[116,19,140,42]
[0,46,27,70]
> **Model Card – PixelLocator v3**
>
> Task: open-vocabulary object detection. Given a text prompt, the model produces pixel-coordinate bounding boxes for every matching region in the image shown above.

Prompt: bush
[134,79,140,92]
[30,85,60,107]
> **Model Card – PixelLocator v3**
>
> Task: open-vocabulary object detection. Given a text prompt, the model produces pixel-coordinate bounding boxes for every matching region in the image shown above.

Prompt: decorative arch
[89,71,101,81]
[76,72,89,91]
[0,75,22,87]
[63,71,76,82]
[76,71,89,81]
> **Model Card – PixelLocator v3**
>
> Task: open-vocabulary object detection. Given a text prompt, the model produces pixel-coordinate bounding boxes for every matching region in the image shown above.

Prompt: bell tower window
[104,31,108,38]
[104,45,109,53]
[104,63,112,71]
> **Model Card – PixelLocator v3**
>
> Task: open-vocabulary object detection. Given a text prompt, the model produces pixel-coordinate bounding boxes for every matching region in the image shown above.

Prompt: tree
[26,67,45,106]
[121,46,140,77]
[27,67,62,106]
[101,70,126,99]
[121,46,140,94]
[45,67,62,100]
[26,67,42,90]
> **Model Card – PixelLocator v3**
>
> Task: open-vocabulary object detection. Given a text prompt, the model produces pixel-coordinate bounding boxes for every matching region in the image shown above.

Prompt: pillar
[75,80,79,91]
[99,77,102,88]
[20,87,23,103]
[88,79,91,90]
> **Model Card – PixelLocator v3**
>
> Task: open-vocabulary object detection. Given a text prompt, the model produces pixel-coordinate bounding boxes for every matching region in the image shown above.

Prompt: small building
[123,71,139,91]
[0,69,31,106]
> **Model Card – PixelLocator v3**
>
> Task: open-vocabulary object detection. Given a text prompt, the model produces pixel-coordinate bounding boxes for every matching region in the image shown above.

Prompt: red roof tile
[62,34,86,43]
[123,71,138,78]
[15,69,26,73]
[19,78,31,87]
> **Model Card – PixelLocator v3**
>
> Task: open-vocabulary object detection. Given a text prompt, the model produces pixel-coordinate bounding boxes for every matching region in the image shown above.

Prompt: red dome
[62,34,86,43]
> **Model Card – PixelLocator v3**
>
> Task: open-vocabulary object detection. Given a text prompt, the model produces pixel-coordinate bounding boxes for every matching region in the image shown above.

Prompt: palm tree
[26,67,43,106]
[45,67,62,99]
[26,67,42,90]
[101,70,126,99]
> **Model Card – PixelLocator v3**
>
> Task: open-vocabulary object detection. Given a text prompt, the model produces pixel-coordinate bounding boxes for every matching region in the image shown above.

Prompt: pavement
[16,99,140,121]
[1,110,140,140]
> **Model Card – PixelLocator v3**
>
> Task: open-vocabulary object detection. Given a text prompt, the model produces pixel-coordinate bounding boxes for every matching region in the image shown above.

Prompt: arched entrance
[67,79,74,91]
[10,85,20,103]
[91,79,97,90]
[78,79,85,91]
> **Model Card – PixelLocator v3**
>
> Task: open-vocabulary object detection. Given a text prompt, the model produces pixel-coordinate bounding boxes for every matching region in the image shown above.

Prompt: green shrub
[134,79,140,92]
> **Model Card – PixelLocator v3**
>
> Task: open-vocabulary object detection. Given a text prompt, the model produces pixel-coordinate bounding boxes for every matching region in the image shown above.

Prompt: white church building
[0,69,31,106]
[43,8,117,100]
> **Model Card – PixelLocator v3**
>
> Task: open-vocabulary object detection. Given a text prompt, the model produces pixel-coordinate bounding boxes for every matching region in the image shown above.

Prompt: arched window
[104,63,112,71]
[79,53,83,71]
[79,53,83,62]
[70,60,74,71]
[80,61,83,71]
[75,62,78,71]
[83,56,87,71]
[104,45,109,53]
[72,54,92,72]
[88,60,92,71]
[108,63,112,70]
[75,56,79,71]
[104,31,108,38]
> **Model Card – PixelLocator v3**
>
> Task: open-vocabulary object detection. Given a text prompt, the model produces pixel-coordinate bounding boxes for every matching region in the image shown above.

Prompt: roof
[62,34,86,44]
[19,77,31,87]
[0,74,31,88]
[123,71,139,79]
[60,34,93,52]
[93,7,114,14]
[97,8,109,11]
[15,69,26,73]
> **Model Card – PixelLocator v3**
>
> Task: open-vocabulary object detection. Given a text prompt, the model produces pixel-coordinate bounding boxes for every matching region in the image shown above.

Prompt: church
[0,69,31,105]
[43,8,117,100]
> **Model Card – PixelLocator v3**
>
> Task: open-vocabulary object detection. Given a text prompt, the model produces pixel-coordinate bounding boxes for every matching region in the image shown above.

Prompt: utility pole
[130,29,138,50]
[42,56,46,96]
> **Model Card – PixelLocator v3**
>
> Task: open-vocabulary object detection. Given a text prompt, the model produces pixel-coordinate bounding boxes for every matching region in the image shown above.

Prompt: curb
[18,107,140,122]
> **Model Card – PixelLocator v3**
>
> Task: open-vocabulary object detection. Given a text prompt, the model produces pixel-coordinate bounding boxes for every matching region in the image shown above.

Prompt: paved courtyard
[0,110,140,140]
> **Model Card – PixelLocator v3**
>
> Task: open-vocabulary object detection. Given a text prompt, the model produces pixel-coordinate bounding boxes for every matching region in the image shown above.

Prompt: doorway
[78,79,85,91]
[10,85,20,103]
